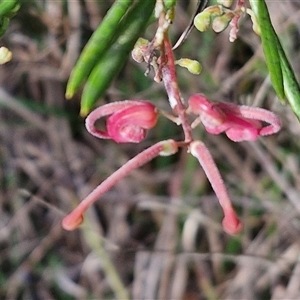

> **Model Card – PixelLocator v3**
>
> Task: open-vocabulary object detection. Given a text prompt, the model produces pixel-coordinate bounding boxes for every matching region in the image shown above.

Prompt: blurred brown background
[1,1,300,299]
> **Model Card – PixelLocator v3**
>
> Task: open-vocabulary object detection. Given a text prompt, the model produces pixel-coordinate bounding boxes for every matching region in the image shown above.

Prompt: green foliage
[65,0,134,99]
[163,0,177,11]
[0,0,20,18]
[66,0,156,116]
[0,0,20,37]
[249,0,300,120]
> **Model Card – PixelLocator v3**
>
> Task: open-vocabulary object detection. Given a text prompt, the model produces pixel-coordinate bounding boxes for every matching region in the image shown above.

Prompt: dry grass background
[1,1,300,299]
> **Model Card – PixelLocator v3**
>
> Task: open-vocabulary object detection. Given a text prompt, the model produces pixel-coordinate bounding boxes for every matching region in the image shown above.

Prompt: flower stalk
[161,34,193,142]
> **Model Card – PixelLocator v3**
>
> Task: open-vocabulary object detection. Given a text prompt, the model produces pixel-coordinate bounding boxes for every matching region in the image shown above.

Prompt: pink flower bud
[85,100,158,143]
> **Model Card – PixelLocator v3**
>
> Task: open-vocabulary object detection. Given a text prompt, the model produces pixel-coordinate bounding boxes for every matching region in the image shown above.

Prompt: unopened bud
[0,47,12,64]
[194,6,223,32]
[212,12,234,33]
[204,5,224,17]
[132,38,149,63]
[194,11,211,32]
[217,0,233,8]
[176,58,202,75]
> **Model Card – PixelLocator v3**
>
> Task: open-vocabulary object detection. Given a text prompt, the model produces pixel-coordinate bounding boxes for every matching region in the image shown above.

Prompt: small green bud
[212,12,234,33]
[0,47,12,64]
[204,5,223,17]
[194,11,211,32]
[131,38,149,63]
[217,0,233,8]
[176,58,202,75]
[194,6,223,32]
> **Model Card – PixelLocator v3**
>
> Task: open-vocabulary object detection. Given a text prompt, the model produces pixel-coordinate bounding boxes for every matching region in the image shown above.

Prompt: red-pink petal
[85,100,158,143]
[107,102,158,143]
[188,94,226,124]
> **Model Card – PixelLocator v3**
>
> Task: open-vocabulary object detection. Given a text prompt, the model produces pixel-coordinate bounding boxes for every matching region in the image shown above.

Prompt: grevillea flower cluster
[62,1,282,235]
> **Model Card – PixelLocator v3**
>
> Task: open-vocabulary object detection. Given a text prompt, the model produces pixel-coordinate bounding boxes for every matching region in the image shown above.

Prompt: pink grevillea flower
[188,94,282,142]
[190,140,242,235]
[85,100,158,143]
[62,139,178,231]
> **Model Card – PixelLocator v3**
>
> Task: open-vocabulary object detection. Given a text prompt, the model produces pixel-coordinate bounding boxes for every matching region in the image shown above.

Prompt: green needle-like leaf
[249,0,285,102]
[65,0,134,99]
[249,0,300,120]
[278,44,300,120]
[80,0,156,116]
[0,0,19,18]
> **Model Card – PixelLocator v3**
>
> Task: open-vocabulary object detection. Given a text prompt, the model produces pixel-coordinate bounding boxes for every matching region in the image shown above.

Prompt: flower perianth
[188,94,281,142]
[85,100,158,143]
[188,94,257,141]
[188,93,227,131]
[236,105,282,136]
[62,140,178,231]
[190,140,242,235]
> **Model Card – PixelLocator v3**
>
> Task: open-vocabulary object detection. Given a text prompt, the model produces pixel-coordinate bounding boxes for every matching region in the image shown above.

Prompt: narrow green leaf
[250,0,300,119]
[80,0,156,116]
[249,0,285,101]
[65,0,134,99]
[0,0,19,18]
[278,44,300,120]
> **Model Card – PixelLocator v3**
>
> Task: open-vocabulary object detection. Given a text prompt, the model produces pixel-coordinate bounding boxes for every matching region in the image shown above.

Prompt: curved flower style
[85,100,158,143]
[62,139,178,231]
[188,94,282,142]
[190,140,242,235]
